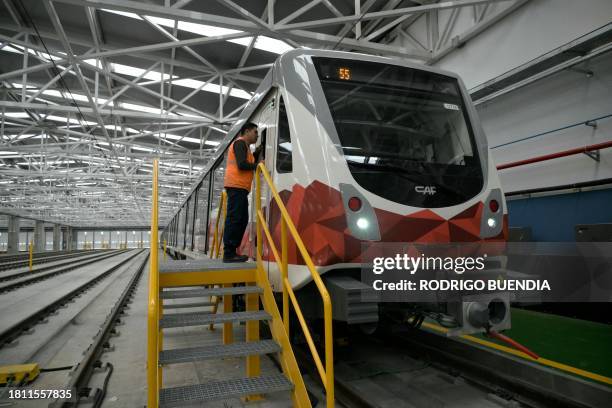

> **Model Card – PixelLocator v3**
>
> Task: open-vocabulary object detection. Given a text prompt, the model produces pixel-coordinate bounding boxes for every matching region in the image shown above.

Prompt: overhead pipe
[497,140,612,170]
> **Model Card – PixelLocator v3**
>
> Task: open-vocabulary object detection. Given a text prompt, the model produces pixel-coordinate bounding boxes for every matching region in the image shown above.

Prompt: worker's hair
[240,122,257,135]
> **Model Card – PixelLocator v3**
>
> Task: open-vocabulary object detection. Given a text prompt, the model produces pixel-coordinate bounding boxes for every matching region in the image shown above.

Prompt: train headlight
[487,217,497,228]
[356,217,369,230]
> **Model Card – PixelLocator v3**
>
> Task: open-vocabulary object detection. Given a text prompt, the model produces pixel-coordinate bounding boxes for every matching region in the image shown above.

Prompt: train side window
[276,96,293,173]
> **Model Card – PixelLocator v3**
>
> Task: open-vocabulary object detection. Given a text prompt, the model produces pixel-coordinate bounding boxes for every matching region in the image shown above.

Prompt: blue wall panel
[507,188,612,241]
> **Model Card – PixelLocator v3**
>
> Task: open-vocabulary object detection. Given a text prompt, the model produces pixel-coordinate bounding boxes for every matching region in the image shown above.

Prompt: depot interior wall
[76,230,151,249]
[428,0,612,241]
[432,0,612,89]
[478,50,612,242]
[480,52,612,192]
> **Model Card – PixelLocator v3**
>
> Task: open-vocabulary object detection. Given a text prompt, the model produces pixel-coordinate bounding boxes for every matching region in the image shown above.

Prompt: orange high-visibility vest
[224,137,255,191]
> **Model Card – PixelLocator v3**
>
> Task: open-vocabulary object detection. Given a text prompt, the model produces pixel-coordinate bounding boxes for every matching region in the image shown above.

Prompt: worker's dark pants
[223,187,249,256]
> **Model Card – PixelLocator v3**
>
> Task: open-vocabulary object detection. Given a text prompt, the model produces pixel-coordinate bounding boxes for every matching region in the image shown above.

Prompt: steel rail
[0,250,106,272]
[0,250,122,282]
[0,250,144,347]
[0,250,128,291]
[50,251,150,408]
[0,249,97,263]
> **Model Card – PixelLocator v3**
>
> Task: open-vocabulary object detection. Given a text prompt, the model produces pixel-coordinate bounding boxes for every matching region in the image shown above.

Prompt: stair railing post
[281,219,289,336]
[29,240,33,272]
[147,159,160,408]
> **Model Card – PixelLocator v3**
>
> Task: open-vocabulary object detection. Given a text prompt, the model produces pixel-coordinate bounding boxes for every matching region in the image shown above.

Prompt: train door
[248,90,276,274]
[259,89,294,290]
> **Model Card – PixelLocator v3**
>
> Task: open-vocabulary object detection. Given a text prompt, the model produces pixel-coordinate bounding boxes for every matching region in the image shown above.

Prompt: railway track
[0,249,90,263]
[0,250,105,272]
[293,324,611,408]
[0,250,128,293]
[50,251,150,407]
[0,250,144,348]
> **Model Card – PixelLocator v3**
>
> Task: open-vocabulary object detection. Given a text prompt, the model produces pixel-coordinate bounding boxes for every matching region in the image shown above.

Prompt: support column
[71,229,78,251]
[66,228,72,251]
[34,221,45,252]
[60,227,70,251]
[53,224,61,251]
[7,215,20,254]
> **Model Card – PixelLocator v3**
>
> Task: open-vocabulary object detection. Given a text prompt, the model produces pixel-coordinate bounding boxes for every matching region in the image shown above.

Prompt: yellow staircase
[147,160,334,407]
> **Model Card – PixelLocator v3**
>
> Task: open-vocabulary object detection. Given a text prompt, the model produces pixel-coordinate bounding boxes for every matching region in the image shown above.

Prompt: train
[162,49,510,336]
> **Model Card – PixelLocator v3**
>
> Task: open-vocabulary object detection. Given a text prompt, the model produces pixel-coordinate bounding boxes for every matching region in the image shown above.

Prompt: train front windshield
[313,57,484,208]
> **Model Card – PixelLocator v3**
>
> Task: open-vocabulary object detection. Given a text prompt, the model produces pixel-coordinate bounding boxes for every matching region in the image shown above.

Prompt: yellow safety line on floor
[421,322,612,386]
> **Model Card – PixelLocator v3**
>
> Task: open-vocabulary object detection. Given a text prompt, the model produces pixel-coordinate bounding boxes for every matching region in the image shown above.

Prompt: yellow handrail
[147,159,159,408]
[255,163,334,408]
[210,191,227,259]
[28,240,33,272]
[208,191,227,330]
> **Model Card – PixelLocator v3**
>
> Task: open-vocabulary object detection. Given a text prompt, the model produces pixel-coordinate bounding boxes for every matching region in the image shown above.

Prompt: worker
[222,122,262,262]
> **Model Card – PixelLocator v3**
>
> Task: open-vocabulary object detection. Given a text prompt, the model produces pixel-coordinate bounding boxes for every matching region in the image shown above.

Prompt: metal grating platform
[159,374,293,407]
[159,340,280,364]
[160,310,271,329]
[159,259,256,274]
[162,301,215,309]
[161,285,262,299]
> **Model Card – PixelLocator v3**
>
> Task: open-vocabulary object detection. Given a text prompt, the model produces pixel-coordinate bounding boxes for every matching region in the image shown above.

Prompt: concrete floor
[0,251,136,334]
[0,251,147,407]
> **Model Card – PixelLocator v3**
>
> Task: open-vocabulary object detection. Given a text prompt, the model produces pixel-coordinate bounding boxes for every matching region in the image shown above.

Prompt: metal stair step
[159,340,280,364]
[160,310,271,329]
[159,374,293,407]
[159,259,255,274]
[162,301,215,309]
[161,285,262,299]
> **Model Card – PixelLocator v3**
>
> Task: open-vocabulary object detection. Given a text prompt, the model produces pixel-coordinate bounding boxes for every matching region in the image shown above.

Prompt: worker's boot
[222,249,248,263]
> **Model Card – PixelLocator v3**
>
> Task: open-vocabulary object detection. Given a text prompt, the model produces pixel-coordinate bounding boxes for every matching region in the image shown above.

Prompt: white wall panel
[478,52,612,193]
[434,0,612,89]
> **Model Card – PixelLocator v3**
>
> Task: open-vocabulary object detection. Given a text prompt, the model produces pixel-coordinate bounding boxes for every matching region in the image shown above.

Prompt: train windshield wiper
[347,159,466,199]
[346,160,424,184]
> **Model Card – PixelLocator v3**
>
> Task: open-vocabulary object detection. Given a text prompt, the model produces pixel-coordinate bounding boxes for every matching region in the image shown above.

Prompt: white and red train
[163,49,510,335]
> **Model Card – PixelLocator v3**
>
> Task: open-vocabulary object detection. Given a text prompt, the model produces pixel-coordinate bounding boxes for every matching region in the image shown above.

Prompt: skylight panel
[172,79,251,99]
[101,9,142,19]
[45,115,98,126]
[114,62,175,82]
[22,88,113,106]
[160,133,200,144]
[120,102,171,115]
[100,9,292,55]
